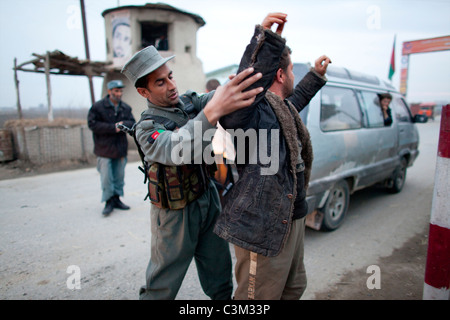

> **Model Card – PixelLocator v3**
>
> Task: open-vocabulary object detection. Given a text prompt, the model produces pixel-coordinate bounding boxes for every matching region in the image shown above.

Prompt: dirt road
[0,118,440,300]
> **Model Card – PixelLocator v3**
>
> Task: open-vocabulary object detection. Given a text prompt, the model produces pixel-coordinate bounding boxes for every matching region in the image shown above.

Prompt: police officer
[121,46,263,300]
[87,80,135,216]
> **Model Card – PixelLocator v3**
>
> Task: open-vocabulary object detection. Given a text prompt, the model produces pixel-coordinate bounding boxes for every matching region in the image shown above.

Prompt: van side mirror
[413,114,428,123]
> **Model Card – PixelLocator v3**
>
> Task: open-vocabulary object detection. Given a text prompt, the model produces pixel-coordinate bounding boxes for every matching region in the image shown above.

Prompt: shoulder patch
[148,129,165,144]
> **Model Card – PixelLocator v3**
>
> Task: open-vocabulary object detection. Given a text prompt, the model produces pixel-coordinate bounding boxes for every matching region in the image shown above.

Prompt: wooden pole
[45,51,54,122]
[80,0,95,105]
[13,58,23,120]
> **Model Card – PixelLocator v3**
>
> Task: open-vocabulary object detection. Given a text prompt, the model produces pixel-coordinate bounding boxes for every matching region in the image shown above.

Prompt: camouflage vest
[136,94,216,210]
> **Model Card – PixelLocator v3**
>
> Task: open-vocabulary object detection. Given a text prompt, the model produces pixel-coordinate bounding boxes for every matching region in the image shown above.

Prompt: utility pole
[80,0,95,105]
[44,51,54,122]
[13,58,23,120]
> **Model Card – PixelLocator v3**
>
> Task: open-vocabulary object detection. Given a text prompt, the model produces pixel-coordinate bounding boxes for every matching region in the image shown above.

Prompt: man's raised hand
[261,13,287,35]
[314,55,332,77]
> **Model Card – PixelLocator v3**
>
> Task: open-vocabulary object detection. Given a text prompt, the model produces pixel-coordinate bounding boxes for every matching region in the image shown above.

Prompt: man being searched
[215,13,331,299]
[121,46,263,299]
[87,80,136,216]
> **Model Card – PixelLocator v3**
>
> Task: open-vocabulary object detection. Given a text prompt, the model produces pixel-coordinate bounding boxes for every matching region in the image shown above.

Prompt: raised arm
[287,55,331,112]
[220,13,288,130]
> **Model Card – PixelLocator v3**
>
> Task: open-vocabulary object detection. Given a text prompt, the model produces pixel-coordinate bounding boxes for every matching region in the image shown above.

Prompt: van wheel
[387,158,407,194]
[320,180,350,231]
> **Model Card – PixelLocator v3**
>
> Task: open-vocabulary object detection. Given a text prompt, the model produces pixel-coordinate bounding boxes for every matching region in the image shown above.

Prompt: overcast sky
[0,0,449,109]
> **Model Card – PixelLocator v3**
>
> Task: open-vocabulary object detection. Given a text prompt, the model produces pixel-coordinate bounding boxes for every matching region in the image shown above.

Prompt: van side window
[320,87,362,131]
[391,97,412,122]
[359,91,385,128]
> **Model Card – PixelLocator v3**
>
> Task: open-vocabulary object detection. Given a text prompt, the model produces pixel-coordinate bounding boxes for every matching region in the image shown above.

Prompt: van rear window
[320,87,362,131]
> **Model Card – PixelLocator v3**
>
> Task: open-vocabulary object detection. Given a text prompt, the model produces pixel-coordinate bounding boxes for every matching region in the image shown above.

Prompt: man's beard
[282,85,294,99]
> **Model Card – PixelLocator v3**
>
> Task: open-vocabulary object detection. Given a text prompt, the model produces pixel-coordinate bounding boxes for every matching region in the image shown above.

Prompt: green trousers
[139,181,233,300]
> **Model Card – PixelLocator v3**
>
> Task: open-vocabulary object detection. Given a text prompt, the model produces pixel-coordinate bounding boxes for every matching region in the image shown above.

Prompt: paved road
[0,118,440,300]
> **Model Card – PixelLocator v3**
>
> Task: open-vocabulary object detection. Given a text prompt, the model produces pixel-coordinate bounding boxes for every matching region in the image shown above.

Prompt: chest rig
[135,94,216,210]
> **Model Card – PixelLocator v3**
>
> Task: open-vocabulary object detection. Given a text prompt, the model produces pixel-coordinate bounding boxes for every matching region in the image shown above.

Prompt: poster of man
[111,10,132,66]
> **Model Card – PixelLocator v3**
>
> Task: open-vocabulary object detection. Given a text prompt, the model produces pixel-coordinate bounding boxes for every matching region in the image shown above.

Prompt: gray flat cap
[121,46,175,85]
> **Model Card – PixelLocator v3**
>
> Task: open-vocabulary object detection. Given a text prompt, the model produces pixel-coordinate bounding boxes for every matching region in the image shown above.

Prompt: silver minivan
[293,63,427,231]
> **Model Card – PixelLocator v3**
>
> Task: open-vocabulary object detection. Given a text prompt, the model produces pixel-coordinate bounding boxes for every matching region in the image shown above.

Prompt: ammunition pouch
[147,162,217,210]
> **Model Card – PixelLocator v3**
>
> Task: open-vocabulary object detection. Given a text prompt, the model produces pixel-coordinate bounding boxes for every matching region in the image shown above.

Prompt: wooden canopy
[13,50,114,122]
[14,50,113,77]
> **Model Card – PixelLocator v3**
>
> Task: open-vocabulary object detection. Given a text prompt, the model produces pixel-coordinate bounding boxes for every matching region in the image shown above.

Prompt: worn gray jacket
[214,26,326,257]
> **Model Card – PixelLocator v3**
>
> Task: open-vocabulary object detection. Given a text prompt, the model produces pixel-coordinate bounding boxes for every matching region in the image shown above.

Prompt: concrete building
[101,3,207,118]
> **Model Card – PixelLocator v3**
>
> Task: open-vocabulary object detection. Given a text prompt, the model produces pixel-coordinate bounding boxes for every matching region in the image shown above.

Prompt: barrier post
[423,105,450,300]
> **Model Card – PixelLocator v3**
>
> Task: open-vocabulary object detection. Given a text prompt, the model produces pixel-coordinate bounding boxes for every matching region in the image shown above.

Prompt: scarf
[265,90,313,189]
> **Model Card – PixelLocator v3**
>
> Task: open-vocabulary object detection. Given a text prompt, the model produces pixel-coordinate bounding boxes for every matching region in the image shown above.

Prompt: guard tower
[101,3,206,116]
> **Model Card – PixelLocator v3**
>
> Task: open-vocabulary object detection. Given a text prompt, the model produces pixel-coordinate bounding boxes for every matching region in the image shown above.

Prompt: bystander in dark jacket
[87,80,136,216]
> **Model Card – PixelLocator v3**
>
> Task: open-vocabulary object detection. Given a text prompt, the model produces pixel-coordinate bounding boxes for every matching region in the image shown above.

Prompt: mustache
[168,89,178,96]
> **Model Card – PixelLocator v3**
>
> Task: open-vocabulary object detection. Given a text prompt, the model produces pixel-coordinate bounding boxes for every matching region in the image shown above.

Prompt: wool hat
[121,46,175,85]
[107,80,125,90]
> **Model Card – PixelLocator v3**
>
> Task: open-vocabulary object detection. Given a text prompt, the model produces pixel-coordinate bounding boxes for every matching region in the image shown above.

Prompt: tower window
[141,22,168,50]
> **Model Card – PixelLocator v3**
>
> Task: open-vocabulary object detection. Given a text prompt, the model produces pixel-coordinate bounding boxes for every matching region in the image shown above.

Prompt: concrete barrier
[423,105,450,300]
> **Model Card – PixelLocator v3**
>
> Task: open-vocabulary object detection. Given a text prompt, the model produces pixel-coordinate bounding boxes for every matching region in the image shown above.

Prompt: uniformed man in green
[121,46,263,300]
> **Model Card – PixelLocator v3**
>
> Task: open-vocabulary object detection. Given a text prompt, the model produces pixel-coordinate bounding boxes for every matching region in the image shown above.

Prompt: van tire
[387,158,407,194]
[320,180,350,231]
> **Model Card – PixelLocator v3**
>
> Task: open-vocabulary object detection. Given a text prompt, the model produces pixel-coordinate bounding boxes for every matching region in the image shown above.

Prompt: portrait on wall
[111,10,131,66]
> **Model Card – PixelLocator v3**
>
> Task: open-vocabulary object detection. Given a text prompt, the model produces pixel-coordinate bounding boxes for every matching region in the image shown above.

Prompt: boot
[102,198,114,216]
[113,195,130,210]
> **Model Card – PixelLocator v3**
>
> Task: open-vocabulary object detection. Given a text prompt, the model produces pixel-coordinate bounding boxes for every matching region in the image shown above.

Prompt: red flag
[388,35,396,80]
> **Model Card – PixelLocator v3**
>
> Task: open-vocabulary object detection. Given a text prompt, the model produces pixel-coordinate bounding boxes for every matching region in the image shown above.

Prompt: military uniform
[134,92,233,300]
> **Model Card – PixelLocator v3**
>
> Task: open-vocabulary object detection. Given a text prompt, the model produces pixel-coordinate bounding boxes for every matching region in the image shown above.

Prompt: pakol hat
[121,46,175,85]
[107,80,125,90]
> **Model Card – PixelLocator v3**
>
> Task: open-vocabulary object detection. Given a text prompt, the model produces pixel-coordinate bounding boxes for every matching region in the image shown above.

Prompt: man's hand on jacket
[203,67,263,125]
